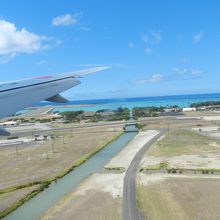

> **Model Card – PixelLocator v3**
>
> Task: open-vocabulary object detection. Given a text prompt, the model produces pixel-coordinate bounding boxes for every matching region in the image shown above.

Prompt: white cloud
[137,74,164,84]
[191,69,203,76]
[141,34,149,45]
[52,13,81,26]
[144,47,153,54]
[151,30,162,44]
[193,31,203,44]
[173,67,203,78]
[173,67,188,75]
[141,30,161,54]
[0,19,50,60]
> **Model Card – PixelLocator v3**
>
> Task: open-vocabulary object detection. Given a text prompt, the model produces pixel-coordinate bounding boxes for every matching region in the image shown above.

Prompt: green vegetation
[142,161,169,171]
[136,123,146,130]
[141,165,220,175]
[111,107,130,121]
[193,168,220,173]
[59,110,84,122]
[148,129,220,157]
[59,107,130,122]
[104,167,125,172]
[132,106,165,119]
[0,186,45,219]
[190,101,220,108]
[0,182,42,195]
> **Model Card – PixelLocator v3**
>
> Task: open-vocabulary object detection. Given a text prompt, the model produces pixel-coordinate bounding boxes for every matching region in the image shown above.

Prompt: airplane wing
[0,66,109,122]
[0,127,10,136]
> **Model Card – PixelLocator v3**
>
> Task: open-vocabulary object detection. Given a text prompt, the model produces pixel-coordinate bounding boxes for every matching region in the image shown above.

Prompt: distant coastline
[34,93,220,106]
[30,93,220,113]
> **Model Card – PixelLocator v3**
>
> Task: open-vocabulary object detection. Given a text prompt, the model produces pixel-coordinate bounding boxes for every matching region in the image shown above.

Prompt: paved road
[123,129,167,220]
[8,114,200,138]
[19,106,54,117]
[9,120,140,137]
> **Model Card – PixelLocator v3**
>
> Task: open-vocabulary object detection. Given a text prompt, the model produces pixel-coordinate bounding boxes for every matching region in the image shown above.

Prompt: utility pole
[62,135,65,144]
[51,142,55,153]
[15,145,18,156]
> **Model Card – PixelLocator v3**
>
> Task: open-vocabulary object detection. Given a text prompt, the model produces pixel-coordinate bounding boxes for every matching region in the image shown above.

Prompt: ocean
[33,93,220,113]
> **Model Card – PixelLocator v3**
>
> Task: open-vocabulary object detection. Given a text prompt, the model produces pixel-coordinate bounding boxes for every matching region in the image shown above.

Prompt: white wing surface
[0,67,109,119]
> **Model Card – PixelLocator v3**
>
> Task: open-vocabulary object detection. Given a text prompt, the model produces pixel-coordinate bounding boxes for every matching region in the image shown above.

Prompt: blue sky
[0,0,220,100]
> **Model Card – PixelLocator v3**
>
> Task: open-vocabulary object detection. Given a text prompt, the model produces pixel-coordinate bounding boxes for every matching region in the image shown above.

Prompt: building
[0,121,18,127]
[182,107,196,112]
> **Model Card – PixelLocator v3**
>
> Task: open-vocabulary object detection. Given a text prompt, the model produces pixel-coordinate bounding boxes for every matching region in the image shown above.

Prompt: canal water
[5,125,137,220]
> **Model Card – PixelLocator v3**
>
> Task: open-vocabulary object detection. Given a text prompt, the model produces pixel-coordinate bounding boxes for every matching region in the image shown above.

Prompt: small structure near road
[182,107,196,112]
[34,134,54,141]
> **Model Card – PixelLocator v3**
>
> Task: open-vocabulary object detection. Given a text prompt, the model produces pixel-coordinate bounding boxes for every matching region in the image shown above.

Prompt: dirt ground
[41,173,124,220]
[105,130,159,170]
[137,174,220,220]
[0,126,122,189]
[41,191,121,220]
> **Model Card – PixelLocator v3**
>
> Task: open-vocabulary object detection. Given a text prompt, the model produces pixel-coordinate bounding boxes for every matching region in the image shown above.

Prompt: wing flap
[0,127,10,136]
[45,94,69,103]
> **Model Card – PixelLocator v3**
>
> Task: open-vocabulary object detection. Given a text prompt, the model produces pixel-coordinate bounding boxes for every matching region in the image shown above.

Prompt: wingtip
[96,66,111,70]
[57,66,111,78]
[72,66,110,77]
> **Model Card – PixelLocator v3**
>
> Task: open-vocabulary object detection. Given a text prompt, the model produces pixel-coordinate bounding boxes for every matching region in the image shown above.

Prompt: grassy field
[137,176,220,220]
[147,128,220,157]
[183,111,220,117]
[0,126,122,189]
[0,125,123,218]
[140,117,217,131]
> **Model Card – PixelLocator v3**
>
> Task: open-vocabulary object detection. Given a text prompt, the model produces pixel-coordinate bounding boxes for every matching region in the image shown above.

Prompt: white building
[182,107,196,112]
[0,121,18,127]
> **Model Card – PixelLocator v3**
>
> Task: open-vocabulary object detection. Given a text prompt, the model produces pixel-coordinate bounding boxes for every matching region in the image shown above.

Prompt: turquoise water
[15,109,32,115]
[5,126,137,220]
[50,93,220,113]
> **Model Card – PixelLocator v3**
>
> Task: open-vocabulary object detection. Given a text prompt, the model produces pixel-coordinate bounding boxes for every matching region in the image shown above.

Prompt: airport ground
[41,112,220,220]
[0,125,123,216]
[2,111,220,219]
[137,116,220,220]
